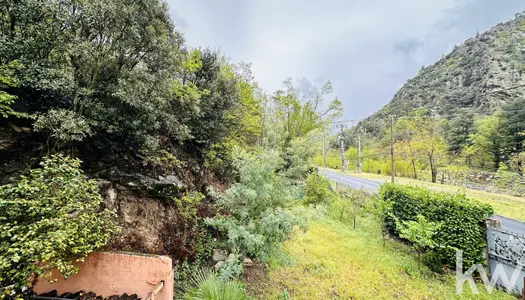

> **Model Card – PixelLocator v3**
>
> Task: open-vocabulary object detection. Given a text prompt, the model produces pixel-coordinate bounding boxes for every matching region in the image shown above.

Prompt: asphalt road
[319,169,525,235]
[320,169,381,193]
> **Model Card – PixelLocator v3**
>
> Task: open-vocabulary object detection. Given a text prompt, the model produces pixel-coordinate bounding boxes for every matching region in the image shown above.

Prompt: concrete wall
[33,252,173,300]
[486,221,525,296]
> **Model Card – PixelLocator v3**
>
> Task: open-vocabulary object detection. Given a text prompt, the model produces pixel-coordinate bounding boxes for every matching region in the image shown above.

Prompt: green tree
[0,61,23,118]
[1,0,268,181]
[469,110,509,171]
[512,139,525,173]
[500,98,525,174]
[203,62,264,180]
[1,0,188,150]
[444,109,476,155]
[394,113,447,182]
[272,79,342,149]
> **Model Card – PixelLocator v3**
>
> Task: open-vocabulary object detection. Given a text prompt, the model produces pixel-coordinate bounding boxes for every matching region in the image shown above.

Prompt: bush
[379,183,493,268]
[396,215,440,264]
[217,254,243,281]
[172,192,218,263]
[304,172,333,206]
[207,151,302,260]
[0,155,119,291]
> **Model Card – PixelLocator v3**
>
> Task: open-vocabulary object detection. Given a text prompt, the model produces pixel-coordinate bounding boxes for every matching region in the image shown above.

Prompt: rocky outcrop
[106,170,188,197]
[100,181,215,261]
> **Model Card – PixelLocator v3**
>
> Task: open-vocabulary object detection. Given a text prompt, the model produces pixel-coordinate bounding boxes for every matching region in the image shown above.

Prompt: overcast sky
[166,0,525,120]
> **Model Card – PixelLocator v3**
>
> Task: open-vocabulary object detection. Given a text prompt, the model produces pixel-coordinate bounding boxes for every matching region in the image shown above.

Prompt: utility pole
[339,124,345,172]
[390,115,395,183]
[322,129,327,167]
[358,132,362,173]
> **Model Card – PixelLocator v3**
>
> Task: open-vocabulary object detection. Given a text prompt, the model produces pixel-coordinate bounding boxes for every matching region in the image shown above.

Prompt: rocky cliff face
[100,180,217,261]
[360,12,525,135]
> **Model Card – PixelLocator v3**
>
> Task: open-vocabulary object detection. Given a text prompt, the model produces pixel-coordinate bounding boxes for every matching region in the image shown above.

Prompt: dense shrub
[379,183,493,268]
[207,151,302,260]
[303,172,333,206]
[0,155,119,291]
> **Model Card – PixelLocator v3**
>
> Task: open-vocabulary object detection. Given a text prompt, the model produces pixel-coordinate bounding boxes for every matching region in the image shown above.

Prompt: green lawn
[321,168,525,222]
[249,215,515,300]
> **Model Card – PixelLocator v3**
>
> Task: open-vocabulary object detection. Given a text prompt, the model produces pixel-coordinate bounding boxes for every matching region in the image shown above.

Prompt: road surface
[319,169,525,235]
[320,169,381,192]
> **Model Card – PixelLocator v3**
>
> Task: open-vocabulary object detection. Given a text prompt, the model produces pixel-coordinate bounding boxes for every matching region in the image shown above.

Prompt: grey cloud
[297,77,314,97]
[166,0,525,120]
[394,39,423,56]
[438,0,525,33]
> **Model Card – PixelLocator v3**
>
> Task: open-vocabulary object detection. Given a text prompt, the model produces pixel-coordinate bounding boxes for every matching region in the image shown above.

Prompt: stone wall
[486,220,525,295]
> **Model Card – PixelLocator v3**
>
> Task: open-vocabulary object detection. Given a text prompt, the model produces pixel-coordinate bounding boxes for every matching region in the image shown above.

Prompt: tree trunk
[430,156,437,183]
[517,141,523,176]
[408,142,417,179]
[411,160,418,179]
[494,152,501,172]
[429,146,437,183]
[353,216,356,230]
[431,167,437,183]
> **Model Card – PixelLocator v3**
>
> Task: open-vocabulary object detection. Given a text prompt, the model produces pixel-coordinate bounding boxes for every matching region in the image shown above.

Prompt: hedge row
[379,183,494,268]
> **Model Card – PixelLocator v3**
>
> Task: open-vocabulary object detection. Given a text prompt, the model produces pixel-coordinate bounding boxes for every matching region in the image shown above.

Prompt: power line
[390,115,395,183]
[395,108,525,120]
[331,118,365,124]
[335,124,346,172]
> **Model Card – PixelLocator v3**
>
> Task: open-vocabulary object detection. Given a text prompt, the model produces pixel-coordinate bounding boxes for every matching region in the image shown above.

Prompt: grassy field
[321,168,525,222]
[248,215,515,300]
